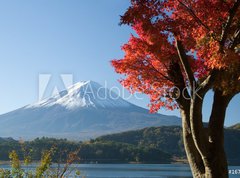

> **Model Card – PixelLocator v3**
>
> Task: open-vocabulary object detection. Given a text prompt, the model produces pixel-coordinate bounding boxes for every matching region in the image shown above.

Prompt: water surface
[1,163,240,178]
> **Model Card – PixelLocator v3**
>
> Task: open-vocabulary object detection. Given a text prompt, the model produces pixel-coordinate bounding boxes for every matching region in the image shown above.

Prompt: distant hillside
[97,126,185,157]
[0,125,239,164]
[229,123,240,130]
[0,137,172,164]
[97,125,240,165]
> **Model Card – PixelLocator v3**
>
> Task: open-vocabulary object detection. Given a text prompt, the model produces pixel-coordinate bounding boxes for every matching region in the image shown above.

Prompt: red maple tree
[112,0,240,177]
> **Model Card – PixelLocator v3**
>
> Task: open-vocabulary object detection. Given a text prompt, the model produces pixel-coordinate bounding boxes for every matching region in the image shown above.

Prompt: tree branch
[175,40,210,167]
[167,60,191,108]
[198,70,218,96]
[180,108,205,176]
[220,0,240,51]
[148,61,174,82]
[189,97,210,169]
[175,40,196,93]
[177,0,211,32]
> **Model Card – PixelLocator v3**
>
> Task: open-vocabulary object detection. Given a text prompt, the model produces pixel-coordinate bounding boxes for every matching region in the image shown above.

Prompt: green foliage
[0,136,172,164]
[9,150,24,178]
[0,145,82,177]
[0,169,11,178]
[35,147,54,178]
[78,140,171,163]
[0,125,239,166]
[98,126,185,157]
[20,141,33,166]
[98,125,240,164]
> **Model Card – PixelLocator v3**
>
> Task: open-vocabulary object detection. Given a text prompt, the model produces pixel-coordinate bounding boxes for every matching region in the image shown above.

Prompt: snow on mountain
[26,81,131,109]
[0,81,181,140]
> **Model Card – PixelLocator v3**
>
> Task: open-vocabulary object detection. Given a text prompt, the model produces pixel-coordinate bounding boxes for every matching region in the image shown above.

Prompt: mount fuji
[0,81,181,140]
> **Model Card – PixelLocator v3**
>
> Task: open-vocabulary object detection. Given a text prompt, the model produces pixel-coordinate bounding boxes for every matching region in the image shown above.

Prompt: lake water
[1,164,240,178]
[72,164,192,178]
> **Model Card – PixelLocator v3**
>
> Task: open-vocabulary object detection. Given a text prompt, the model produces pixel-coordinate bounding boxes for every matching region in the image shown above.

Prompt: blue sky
[0,0,238,126]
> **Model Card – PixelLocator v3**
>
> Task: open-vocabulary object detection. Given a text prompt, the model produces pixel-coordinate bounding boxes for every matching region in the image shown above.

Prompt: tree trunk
[180,109,205,177]
[180,90,234,178]
[206,90,233,178]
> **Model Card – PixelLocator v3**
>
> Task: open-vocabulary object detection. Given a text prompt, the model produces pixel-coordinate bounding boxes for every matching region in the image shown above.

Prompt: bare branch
[175,40,196,93]
[198,70,218,96]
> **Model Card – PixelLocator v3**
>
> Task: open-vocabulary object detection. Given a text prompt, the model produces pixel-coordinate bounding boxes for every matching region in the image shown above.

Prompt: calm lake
[1,164,240,178]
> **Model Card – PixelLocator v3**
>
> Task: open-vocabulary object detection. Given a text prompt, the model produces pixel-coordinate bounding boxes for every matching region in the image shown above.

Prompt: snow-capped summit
[27,81,131,109]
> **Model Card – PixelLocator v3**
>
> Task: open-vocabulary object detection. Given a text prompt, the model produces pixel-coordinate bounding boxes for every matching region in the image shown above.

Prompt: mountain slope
[0,81,181,140]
